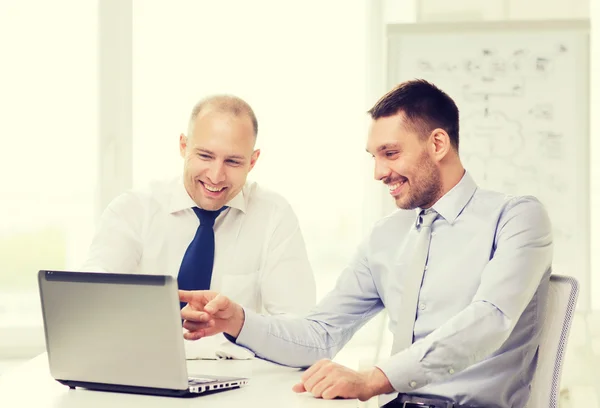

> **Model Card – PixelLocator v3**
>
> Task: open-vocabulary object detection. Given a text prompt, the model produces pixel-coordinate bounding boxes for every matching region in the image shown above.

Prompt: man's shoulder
[142,177,178,201]
[108,177,176,212]
[468,188,551,239]
[470,187,547,217]
[367,189,547,236]
[243,180,294,213]
[496,194,549,228]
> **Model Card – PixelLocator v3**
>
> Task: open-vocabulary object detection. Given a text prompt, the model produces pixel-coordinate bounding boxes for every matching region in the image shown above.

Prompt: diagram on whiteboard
[389,26,589,305]
[405,44,573,194]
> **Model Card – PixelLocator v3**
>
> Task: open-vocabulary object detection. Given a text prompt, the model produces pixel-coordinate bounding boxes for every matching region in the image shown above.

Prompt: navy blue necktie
[178,206,225,309]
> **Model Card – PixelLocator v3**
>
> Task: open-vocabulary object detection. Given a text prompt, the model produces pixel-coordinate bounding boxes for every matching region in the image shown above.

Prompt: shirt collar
[415,170,477,225]
[168,177,247,214]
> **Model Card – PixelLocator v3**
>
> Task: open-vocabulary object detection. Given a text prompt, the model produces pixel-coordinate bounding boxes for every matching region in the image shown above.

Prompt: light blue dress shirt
[235,172,553,408]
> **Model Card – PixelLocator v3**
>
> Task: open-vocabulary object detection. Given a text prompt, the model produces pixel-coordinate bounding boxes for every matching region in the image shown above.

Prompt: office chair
[527,274,579,408]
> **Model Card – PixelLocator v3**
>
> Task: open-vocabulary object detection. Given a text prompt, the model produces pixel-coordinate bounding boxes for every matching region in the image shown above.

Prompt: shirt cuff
[232,308,270,352]
[375,346,429,393]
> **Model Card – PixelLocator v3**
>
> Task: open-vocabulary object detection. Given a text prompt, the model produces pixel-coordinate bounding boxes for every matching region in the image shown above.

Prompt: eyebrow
[365,143,401,154]
[195,148,246,161]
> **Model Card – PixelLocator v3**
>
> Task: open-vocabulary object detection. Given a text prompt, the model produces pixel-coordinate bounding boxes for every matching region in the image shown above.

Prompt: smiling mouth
[200,181,227,194]
[387,178,407,196]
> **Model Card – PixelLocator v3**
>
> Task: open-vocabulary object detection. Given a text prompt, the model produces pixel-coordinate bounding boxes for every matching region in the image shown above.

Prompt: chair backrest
[527,274,579,408]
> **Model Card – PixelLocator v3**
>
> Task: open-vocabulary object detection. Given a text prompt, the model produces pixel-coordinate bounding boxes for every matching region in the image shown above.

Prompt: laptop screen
[38,271,189,390]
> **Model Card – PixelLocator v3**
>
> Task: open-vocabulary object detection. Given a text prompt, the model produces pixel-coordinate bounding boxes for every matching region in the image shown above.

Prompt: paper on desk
[184,332,255,360]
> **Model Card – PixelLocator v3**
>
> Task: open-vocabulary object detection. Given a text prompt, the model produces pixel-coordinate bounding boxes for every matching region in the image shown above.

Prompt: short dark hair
[368,79,459,150]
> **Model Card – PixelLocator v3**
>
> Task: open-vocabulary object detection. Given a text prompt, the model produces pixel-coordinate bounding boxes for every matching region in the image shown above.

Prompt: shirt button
[431,232,437,236]
[409,381,417,388]
[418,303,426,310]
[448,368,455,374]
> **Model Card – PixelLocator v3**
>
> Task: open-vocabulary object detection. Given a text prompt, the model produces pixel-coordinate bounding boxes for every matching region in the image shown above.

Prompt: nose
[206,161,226,184]
[373,158,391,181]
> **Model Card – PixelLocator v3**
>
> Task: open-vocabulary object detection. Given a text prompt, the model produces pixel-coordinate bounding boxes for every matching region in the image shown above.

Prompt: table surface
[0,354,362,407]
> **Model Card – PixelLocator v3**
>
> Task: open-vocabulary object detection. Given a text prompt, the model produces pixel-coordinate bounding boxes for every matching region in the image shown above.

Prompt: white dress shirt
[82,176,316,357]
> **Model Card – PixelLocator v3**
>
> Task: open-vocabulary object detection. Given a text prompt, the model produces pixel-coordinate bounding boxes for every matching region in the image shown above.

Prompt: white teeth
[204,184,224,192]
[388,183,400,191]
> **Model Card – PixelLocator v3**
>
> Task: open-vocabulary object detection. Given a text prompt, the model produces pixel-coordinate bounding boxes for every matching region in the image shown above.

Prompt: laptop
[38,270,249,397]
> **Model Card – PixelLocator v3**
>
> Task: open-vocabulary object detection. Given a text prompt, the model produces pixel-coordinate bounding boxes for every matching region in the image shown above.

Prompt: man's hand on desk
[292,359,393,401]
[179,291,395,401]
[179,290,245,340]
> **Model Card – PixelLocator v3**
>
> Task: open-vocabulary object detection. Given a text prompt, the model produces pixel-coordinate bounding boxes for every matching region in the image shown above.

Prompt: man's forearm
[233,310,341,367]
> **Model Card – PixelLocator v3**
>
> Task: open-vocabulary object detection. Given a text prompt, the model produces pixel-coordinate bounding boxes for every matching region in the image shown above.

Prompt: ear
[179,133,187,158]
[430,129,451,162]
[248,149,261,171]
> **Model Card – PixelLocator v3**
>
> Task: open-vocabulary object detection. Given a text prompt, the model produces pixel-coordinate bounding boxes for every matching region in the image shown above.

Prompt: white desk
[0,354,360,407]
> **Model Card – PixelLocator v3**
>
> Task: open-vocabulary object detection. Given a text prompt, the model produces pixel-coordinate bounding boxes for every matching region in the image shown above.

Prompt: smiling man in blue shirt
[178,79,553,408]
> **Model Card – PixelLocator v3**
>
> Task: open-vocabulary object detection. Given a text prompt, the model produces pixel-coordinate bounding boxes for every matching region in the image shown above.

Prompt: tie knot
[418,209,438,229]
[192,207,226,228]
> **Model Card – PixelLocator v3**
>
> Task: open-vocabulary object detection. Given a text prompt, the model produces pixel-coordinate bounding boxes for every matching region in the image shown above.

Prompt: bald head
[187,95,258,139]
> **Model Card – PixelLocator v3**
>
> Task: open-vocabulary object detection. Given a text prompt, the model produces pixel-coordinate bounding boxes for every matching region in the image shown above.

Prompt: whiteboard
[386,21,590,308]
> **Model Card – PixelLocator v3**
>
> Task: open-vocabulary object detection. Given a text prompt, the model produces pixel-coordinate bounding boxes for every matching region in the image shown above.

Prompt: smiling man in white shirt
[82,95,316,358]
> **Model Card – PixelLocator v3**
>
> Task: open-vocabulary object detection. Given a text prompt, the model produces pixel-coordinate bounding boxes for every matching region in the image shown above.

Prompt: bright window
[0,0,98,355]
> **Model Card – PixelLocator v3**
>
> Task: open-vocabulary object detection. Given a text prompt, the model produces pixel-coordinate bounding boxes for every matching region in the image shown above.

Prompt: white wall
[413,0,589,21]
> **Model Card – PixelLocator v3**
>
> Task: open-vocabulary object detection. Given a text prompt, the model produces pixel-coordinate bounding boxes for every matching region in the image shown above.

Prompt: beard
[395,151,442,210]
